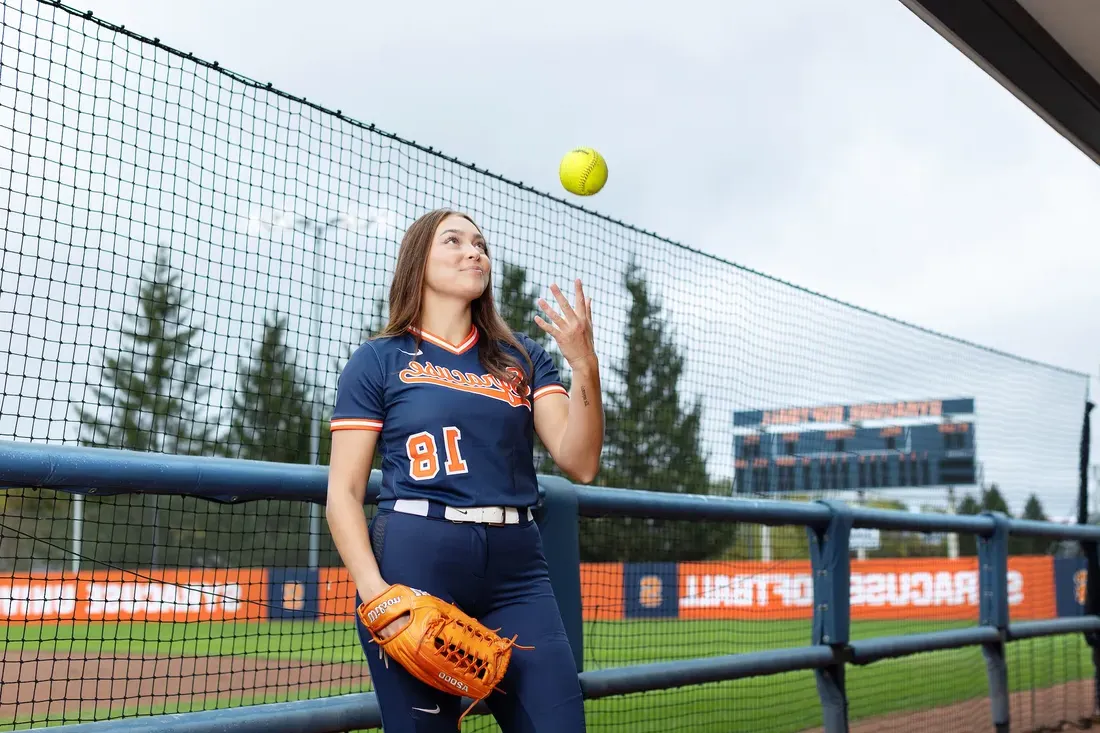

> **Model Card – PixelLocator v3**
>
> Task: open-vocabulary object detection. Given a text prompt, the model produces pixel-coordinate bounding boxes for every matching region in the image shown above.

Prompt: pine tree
[957,494,982,516]
[955,492,982,556]
[981,484,1012,515]
[208,312,325,567]
[225,312,314,464]
[73,244,216,568]
[327,295,390,473]
[1016,492,1051,555]
[954,485,1043,556]
[76,245,215,456]
[495,261,571,473]
[580,260,732,562]
[601,260,707,494]
[1022,493,1048,521]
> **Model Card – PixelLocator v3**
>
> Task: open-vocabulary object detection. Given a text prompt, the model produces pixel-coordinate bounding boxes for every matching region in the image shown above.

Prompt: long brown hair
[375,208,534,396]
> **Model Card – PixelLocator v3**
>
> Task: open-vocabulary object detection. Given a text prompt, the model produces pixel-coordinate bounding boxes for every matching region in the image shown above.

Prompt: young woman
[324,207,603,732]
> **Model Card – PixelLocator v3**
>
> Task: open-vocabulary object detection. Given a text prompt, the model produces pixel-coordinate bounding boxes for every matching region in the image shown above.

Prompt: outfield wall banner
[0,559,1063,623]
[580,563,624,622]
[1053,556,1088,617]
[623,562,679,618]
[0,569,267,622]
[316,564,625,623]
[671,557,1056,621]
[268,568,320,621]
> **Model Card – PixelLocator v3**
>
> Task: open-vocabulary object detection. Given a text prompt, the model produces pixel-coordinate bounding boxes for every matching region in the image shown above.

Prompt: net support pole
[978,511,1010,733]
[535,475,584,674]
[808,499,853,733]
[1078,398,1094,526]
[306,221,336,571]
[1077,399,1099,716]
[70,492,83,574]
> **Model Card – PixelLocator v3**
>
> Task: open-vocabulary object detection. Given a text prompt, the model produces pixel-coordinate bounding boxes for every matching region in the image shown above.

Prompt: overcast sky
[3,0,1098,516]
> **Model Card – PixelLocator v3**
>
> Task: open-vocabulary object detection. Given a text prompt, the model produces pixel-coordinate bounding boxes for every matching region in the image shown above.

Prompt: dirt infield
[4,650,1097,732]
[802,678,1099,733]
[0,650,371,721]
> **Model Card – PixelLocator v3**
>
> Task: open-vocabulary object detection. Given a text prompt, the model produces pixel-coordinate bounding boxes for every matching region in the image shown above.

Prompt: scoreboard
[732,397,977,494]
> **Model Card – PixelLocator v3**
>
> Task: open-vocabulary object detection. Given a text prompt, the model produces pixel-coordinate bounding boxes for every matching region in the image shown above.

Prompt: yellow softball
[559,147,608,196]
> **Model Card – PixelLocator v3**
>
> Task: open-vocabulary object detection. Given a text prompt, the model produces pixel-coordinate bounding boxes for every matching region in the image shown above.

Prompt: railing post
[808,500,854,733]
[534,475,585,674]
[1081,537,1100,716]
[978,511,1010,733]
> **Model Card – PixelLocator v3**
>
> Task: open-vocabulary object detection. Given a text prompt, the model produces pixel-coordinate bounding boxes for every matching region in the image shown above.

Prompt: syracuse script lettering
[399,361,530,408]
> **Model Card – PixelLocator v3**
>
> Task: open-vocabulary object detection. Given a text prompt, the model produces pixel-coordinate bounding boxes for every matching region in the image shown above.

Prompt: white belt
[389,498,533,525]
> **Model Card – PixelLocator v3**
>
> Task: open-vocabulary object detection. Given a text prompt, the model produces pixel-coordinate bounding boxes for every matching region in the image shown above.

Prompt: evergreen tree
[1022,493,1048,522]
[863,498,948,558]
[600,260,707,494]
[953,485,1046,556]
[497,261,549,348]
[215,312,325,568]
[981,484,1012,515]
[225,312,314,464]
[0,489,71,572]
[73,245,217,568]
[330,295,390,472]
[495,261,570,473]
[76,245,215,456]
[580,260,733,562]
[334,290,388,376]
[957,493,982,515]
[955,492,983,556]
[1016,492,1051,555]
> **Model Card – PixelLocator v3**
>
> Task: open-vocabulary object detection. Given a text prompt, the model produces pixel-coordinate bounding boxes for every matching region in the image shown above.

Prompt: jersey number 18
[405,427,469,480]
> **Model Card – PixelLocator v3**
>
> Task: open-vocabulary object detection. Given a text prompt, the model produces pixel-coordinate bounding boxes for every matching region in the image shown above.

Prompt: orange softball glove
[357,584,531,727]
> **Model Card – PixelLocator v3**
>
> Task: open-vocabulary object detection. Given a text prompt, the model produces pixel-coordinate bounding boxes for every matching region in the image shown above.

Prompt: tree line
[0,243,1058,571]
[2,243,732,569]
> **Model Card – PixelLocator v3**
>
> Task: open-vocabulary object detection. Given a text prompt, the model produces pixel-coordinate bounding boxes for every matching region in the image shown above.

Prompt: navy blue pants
[357,506,586,732]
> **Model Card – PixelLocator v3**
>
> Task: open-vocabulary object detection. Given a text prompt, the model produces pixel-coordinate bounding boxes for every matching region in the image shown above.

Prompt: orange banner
[580,563,623,621]
[318,567,355,619]
[0,569,267,622]
[316,564,625,623]
[677,557,1056,621]
[0,558,1058,624]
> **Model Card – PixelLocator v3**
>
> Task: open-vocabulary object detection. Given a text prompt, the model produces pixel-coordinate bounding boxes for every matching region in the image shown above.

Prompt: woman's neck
[418,294,474,346]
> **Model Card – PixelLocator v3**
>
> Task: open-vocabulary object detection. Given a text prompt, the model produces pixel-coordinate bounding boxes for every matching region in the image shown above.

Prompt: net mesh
[841,533,1095,733]
[0,0,1094,731]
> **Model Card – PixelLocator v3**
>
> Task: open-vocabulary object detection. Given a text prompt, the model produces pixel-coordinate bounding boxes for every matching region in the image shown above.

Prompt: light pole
[263,211,347,570]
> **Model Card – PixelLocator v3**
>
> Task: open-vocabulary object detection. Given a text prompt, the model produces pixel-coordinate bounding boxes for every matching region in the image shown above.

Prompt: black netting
[0,0,1094,731]
[0,486,370,728]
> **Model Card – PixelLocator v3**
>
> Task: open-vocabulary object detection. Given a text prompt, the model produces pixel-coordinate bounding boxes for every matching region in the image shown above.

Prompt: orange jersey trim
[330,418,383,432]
[408,325,479,355]
[533,384,568,400]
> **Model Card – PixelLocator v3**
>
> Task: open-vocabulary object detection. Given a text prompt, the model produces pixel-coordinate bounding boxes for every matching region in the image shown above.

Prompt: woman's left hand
[535,279,596,368]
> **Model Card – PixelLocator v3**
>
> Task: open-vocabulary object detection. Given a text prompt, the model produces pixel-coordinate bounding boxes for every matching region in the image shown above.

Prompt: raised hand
[535,279,595,368]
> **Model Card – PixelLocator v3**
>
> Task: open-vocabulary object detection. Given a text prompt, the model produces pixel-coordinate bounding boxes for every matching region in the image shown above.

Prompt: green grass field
[0,619,1092,731]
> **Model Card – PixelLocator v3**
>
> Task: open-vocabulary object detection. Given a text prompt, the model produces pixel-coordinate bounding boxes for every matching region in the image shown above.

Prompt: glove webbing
[427,617,531,726]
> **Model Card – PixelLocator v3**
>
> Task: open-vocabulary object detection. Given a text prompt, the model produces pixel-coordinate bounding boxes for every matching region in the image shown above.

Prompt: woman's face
[423,214,491,303]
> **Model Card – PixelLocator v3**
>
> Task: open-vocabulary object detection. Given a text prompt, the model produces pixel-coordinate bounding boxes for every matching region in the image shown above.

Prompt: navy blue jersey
[330,325,567,508]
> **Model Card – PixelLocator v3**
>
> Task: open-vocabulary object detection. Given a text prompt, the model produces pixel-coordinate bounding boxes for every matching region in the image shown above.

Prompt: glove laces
[428,617,534,727]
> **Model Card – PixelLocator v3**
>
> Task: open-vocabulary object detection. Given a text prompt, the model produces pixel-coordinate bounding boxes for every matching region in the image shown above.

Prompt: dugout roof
[900,0,1100,166]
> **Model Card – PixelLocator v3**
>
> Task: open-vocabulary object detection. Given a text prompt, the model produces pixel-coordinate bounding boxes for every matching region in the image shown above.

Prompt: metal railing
[1,438,1098,733]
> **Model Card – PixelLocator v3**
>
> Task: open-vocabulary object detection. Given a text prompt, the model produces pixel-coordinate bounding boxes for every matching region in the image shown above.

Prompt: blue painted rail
[1,439,1098,733]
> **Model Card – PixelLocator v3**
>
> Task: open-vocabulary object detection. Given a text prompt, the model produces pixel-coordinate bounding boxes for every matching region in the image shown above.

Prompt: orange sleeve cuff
[329,418,383,432]
[532,384,568,401]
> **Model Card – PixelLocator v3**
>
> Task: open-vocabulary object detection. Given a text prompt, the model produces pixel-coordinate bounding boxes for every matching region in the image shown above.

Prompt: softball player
[325,208,603,732]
